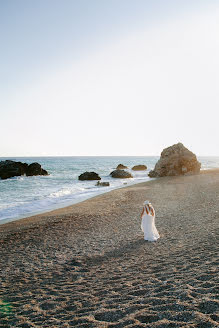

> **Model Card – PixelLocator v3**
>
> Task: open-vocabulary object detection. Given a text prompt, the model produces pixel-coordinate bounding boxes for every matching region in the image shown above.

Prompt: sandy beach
[0,170,218,328]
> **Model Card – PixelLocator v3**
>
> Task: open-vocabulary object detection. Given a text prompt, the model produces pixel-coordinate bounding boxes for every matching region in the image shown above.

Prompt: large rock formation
[148,143,201,177]
[0,160,49,180]
[110,170,133,179]
[78,172,101,181]
[116,164,128,170]
[132,165,147,171]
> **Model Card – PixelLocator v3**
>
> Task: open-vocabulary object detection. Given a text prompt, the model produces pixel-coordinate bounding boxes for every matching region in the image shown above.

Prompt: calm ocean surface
[0,156,219,224]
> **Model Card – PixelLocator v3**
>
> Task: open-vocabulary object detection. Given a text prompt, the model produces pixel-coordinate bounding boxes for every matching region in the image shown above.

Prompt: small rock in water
[116,164,128,169]
[110,170,133,179]
[132,165,147,171]
[78,171,101,181]
[96,181,110,187]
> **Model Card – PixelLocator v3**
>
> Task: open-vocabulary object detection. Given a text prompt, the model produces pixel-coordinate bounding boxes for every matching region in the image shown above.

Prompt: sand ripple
[0,172,219,327]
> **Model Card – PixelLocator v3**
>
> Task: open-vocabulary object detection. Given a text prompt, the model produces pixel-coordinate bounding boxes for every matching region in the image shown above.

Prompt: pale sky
[1,0,219,156]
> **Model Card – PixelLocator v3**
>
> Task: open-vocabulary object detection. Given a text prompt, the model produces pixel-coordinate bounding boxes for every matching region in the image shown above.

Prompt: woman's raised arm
[140,207,144,219]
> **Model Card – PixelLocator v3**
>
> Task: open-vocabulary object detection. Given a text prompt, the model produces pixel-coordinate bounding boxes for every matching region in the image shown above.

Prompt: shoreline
[0,176,153,227]
[0,169,218,327]
[0,168,219,234]
[0,177,158,235]
[1,167,218,229]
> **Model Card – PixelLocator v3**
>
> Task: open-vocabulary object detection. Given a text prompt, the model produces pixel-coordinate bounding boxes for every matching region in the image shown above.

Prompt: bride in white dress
[140,200,160,241]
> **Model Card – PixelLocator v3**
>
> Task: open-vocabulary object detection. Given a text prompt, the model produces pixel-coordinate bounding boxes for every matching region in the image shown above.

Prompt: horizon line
[1,154,219,158]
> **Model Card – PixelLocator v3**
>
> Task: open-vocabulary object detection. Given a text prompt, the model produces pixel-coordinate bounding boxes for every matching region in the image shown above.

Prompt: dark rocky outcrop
[0,160,48,180]
[26,162,48,176]
[148,143,201,177]
[132,165,147,171]
[96,181,110,187]
[116,164,128,170]
[0,160,27,179]
[78,172,101,181]
[110,170,133,179]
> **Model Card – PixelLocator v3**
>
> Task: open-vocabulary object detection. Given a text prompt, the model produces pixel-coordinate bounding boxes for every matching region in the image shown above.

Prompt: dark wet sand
[0,170,219,327]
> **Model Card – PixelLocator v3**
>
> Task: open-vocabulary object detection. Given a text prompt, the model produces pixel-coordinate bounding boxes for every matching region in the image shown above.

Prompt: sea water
[0,156,218,224]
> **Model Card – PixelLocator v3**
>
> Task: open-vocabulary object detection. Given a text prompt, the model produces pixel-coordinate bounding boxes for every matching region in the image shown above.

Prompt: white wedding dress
[141,203,160,241]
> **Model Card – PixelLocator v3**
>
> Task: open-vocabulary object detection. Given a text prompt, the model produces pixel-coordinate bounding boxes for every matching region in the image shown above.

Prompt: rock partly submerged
[132,165,147,171]
[96,181,110,187]
[110,170,133,179]
[26,163,48,176]
[78,172,101,181]
[116,164,128,170]
[0,160,49,180]
[148,143,201,177]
